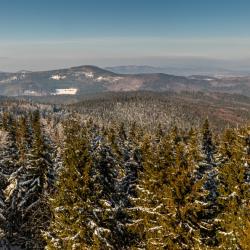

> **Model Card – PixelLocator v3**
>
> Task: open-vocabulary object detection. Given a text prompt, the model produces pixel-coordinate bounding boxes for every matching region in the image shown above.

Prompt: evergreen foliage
[217,126,250,249]
[0,104,249,249]
[45,119,93,249]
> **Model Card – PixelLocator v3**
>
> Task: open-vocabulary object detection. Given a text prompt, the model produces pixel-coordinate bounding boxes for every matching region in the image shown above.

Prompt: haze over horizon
[1,0,250,72]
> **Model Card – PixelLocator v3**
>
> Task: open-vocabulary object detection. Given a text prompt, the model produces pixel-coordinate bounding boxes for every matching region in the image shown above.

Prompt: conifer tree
[0,172,7,243]
[0,114,22,247]
[5,110,52,249]
[0,112,19,175]
[45,119,94,249]
[107,125,122,158]
[218,128,236,162]
[109,122,141,248]
[129,130,207,249]
[196,119,220,247]
[128,122,143,147]
[161,132,207,249]
[16,115,32,163]
[128,132,179,249]
[217,127,250,249]
[202,118,215,164]
[90,143,120,249]
[128,133,161,249]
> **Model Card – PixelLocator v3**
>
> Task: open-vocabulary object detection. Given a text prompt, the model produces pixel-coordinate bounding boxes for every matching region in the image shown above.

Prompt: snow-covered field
[23,90,42,96]
[53,88,78,95]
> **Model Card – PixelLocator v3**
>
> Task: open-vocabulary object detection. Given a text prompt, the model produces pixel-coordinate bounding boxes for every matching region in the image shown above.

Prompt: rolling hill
[0,65,250,96]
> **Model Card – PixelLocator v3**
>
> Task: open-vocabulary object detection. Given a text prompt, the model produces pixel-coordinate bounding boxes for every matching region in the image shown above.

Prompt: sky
[1,0,250,71]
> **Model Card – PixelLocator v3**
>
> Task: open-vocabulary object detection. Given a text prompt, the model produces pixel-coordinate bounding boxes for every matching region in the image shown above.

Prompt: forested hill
[12,90,250,130]
[66,91,250,130]
[1,65,250,96]
[0,98,249,249]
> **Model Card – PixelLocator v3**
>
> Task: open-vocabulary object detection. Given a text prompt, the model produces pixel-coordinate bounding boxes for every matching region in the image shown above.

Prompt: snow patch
[84,72,94,78]
[96,76,104,81]
[96,76,123,82]
[50,75,66,80]
[23,90,42,96]
[0,76,18,83]
[53,88,78,95]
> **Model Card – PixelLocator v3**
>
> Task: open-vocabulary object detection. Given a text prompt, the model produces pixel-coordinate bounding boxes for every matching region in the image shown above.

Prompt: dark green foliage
[202,119,215,163]
[45,119,94,249]
[0,99,249,250]
[0,111,54,249]
[216,126,250,248]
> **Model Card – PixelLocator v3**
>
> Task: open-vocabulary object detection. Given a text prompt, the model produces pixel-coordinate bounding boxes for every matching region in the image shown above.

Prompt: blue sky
[1,0,250,71]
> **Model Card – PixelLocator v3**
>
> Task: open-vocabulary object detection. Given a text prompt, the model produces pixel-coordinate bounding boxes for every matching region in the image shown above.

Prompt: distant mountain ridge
[0,65,250,97]
[105,65,166,74]
[105,65,250,76]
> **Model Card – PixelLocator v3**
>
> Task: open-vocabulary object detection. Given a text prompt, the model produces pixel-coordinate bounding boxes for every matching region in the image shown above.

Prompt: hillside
[66,91,250,130]
[1,65,250,96]
[15,90,250,130]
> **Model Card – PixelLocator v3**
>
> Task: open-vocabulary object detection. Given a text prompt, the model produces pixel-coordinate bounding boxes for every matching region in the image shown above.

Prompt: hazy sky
[1,0,250,71]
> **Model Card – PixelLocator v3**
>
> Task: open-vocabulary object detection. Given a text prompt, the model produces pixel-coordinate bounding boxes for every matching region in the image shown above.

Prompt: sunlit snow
[50,75,66,80]
[53,88,78,95]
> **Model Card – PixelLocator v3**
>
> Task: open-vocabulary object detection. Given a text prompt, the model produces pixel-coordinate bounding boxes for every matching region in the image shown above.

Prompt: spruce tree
[217,127,250,249]
[128,132,179,249]
[0,113,22,247]
[0,112,19,175]
[16,115,32,163]
[0,172,7,244]
[5,110,52,249]
[161,132,207,249]
[90,143,119,249]
[196,119,220,247]
[45,119,93,249]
